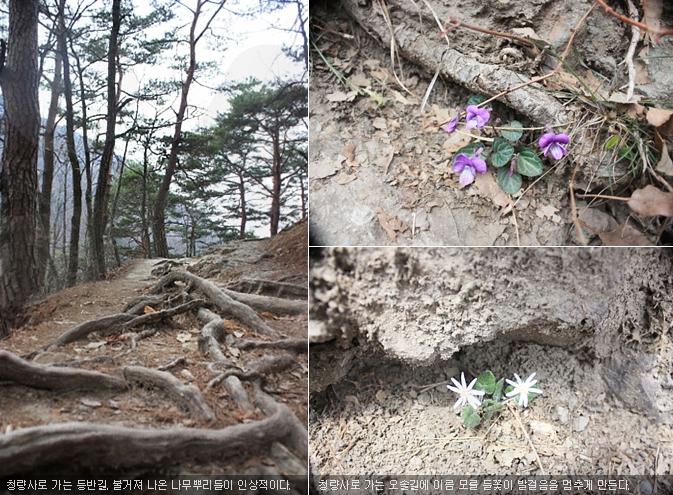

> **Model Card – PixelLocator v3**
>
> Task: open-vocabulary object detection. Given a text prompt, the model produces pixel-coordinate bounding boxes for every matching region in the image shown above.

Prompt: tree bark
[153,0,226,257]
[59,4,83,288]
[91,0,121,279]
[37,1,64,288]
[0,0,41,338]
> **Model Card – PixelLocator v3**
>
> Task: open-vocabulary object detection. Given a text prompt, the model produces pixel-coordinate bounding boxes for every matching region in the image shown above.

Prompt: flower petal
[444,118,458,134]
[538,132,556,149]
[550,143,566,160]
[470,156,487,174]
[452,154,469,173]
[554,133,570,144]
[459,167,476,185]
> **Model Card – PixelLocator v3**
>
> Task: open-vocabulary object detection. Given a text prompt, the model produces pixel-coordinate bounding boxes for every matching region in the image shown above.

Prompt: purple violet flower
[444,108,462,134]
[453,148,487,185]
[539,130,570,160]
[465,105,491,130]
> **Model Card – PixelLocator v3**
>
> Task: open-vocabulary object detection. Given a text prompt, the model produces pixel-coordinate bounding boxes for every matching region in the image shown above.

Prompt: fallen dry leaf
[431,104,451,122]
[391,90,412,105]
[373,146,395,173]
[348,73,371,88]
[401,187,421,207]
[335,173,357,185]
[468,171,511,211]
[643,0,662,44]
[442,133,473,154]
[342,142,356,161]
[633,60,652,85]
[261,312,279,320]
[646,107,673,128]
[372,117,387,130]
[628,184,673,217]
[143,306,156,314]
[654,131,673,176]
[598,223,652,246]
[374,206,409,243]
[326,91,357,103]
[309,157,340,179]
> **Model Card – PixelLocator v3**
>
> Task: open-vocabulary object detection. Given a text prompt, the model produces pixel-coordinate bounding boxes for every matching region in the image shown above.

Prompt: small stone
[573,415,590,432]
[180,369,195,381]
[554,405,569,425]
[80,398,102,408]
[639,480,653,495]
[418,393,432,405]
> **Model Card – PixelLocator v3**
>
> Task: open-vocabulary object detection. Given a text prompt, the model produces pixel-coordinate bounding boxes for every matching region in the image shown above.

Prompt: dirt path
[0,221,308,476]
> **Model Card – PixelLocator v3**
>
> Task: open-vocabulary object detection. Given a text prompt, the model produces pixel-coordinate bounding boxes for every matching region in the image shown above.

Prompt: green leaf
[501,120,523,142]
[461,405,482,428]
[505,385,515,396]
[491,138,515,168]
[481,399,504,421]
[516,148,544,177]
[497,167,522,194]
[492,378,505,402]
[467,95,486,107]
[451,142,487,164]
[475,371,496,394]
[604,134,619,150]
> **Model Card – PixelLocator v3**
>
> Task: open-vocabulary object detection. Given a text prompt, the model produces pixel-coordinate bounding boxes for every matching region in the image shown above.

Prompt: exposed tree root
[122,294,165,315]
[220,287,307,316]
[122,366,216,422]
[222,375,254,413]
[47,313,136,348]
[157,356,186,371]
[235,338,307,353]
[0,391,305,475]
[118,299,206,331]
[225,278,306,300]
[152,271,280,338]
[196,307,235,366]
[0,351,127,392]
[206,355,296,391]
[46,300,205,349]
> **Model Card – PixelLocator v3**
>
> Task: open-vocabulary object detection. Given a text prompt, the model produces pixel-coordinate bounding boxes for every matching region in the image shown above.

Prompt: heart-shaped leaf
[501,120,523,142]
[516,148,544,177]
[475,371,496,394]
[492,378,505,402]
[497,167,522,194]
[467,95,487,107]
[491,138,515,168]
[461,405,482,428]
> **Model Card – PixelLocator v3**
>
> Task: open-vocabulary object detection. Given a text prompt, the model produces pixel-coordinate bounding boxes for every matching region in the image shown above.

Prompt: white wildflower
[505,372,543,407]
[447,372,485,410]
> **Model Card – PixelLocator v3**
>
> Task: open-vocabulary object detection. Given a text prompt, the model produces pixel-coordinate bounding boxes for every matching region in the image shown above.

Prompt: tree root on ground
[45,299,205,349]
[0,351,127,392]
[235,338,307,352]
[0,387,306,476]
[152,271,280,338]
[122,366,216,422]
[225,278,306,300]
[220,287,307,316]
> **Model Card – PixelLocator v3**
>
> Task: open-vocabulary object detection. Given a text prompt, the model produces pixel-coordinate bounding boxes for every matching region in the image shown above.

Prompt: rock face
[310,248,672,407]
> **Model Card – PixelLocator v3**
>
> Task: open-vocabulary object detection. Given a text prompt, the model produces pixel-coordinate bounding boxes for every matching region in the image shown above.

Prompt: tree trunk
[37,2,63,287]
[269,128,282,236]
[238,173,247,239]
[91,0,121,279]
[153,0,226,257]
[59,7,83,288]
[72,49,94,276]
[0,0,41,338]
